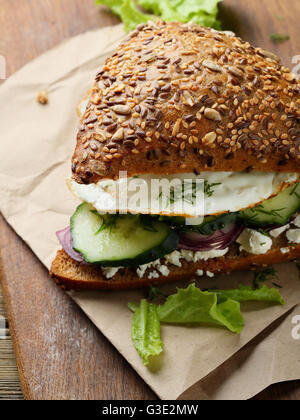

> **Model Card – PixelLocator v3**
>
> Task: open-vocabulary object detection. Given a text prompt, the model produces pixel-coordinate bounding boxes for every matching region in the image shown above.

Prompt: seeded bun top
[72,20,300,183]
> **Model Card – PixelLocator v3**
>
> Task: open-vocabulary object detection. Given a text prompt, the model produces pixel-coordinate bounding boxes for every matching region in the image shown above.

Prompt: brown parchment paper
[0,25,299,400]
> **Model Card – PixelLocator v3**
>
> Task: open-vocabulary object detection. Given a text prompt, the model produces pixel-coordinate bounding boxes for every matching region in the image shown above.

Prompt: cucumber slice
[175,213,237,235]
[71,203,179,267]
[158,213,238,235]
[190,213,238,235]
[238,182,300,227]
[158,215,186,225]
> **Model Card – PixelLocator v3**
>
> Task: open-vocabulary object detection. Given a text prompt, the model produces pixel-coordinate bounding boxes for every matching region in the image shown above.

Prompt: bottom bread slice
[50,235,300,290]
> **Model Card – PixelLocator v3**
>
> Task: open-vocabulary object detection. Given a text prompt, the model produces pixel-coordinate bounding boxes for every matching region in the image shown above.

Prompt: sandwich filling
[57,174,300,280]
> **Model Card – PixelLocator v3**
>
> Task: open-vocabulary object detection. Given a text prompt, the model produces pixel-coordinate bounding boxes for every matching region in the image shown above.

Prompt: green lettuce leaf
[121,0,152,32]
[141,0,181,21]
[129,283,285,365]
[128,301,139,312]
[131,299,163,365]
[157,284,244,333]
[137,0,161,15]
[146,0,221,28]
[209,298,244,333]
[95,0,153,32]
[95,0,222,32]
[95,0,124,17]
[210,285,286,306]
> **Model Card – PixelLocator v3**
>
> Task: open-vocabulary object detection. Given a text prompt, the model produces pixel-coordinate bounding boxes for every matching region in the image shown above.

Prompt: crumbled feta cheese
[102,244,230,281]
[101,266,122,279]
[136,259,170,279]
[270,224,290,238]
[172,248,229,264]
[280,247,290,254]
[286,229,300,244]
[206,271,215,278]
[164,250,182,267]
[237,229,272,255]
[292,214,300,228]
[136,247,229,279]
[136,259,161,278]
[136,265,148,278]
[179,250,194,262]
[148,271,160,279]
[193,248,228,262]
[196,269,204,276]
[157,264,170,277]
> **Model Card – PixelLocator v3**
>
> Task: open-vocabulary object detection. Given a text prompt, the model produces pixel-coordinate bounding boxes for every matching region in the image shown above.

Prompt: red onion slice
[178,223,244,252]
[56,227,85,263]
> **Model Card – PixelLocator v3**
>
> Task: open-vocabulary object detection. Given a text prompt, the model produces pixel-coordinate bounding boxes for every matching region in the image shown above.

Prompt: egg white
[68,172,299,218]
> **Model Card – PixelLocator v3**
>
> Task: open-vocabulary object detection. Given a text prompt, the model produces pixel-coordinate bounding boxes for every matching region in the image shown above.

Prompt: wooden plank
[0,287,23,400]
[0,0,299,400]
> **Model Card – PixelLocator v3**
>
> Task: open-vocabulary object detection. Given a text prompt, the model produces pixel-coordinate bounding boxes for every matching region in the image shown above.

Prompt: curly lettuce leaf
[129,283,285,365]
[141,0,181,21]
[139,0,222,28]
[95,0,153,32]
[95,0,222,32]
[157,284,244,333]
[137,0,161,15]
[95,0,124,17]
[121,0,152,32]
[209,298,244,333]
[131,299,163,365]
[210,285,286,306]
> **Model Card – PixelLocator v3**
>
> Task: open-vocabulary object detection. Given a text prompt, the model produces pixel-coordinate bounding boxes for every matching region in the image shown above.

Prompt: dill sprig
[253,267,277,289]
[258,228,271,237]
[148,286,167,301]
[204,181,222,197]
[159,181,204,206]
[93,213,118,234]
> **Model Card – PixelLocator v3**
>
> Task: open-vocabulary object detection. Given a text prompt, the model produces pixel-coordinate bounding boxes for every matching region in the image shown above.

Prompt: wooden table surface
[0,0,300,400]
[0,288,23,399]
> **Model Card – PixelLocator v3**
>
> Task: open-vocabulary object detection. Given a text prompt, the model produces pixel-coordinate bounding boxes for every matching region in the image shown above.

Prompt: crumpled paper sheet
[0,25,299,400]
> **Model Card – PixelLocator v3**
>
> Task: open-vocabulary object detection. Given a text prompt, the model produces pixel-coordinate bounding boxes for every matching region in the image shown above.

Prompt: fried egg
[68,171,299,218]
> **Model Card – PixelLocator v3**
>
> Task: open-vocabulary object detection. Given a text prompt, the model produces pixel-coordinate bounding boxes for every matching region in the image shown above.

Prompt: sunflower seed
[259,49,279,61]
[112,105,131,115]
[112,128,124,141]
[203,60,222,72]
[227,66,244,79]
[202,132,217,144]
[204,108,222,121]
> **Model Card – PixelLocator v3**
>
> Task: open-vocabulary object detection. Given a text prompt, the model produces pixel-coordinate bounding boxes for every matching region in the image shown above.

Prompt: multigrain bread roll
[72,20,300,185]
[51,21,300,291]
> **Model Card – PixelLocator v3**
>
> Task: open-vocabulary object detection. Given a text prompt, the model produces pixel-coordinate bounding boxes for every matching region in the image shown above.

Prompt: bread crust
[50,236,300,290]
[72,21,300,184]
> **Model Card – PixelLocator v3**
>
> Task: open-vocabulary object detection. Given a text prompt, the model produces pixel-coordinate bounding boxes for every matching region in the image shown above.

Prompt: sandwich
[50,20,300,291]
